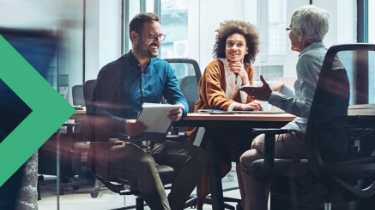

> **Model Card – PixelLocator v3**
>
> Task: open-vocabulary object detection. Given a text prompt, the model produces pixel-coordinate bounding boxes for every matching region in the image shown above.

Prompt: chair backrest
[83,80,96,112]
[83,79,107,177]
[82,79,98,146]
[72,85,85,107]
[180,76,199,112]
[164,58,201,113]
[305,43,375,199]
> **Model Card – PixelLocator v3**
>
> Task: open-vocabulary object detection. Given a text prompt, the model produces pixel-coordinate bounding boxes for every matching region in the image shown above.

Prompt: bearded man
[88,13,207,210]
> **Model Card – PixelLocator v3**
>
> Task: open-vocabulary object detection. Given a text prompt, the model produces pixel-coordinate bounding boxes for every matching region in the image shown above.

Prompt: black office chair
[164,58,202,136]
[72,85,85,107]
[83,79,179,210]
[251,43,375,210]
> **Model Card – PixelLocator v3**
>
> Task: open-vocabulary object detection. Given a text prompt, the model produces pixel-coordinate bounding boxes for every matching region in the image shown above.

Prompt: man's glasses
[147,33,166,41]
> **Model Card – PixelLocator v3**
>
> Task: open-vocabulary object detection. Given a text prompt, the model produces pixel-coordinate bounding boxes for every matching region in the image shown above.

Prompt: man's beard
[135,41,158,58]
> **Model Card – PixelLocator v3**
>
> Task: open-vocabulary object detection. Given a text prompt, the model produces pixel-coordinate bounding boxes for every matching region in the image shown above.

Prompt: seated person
[88,12,207,210]
[187,20,262,205]
[239,5,344,210]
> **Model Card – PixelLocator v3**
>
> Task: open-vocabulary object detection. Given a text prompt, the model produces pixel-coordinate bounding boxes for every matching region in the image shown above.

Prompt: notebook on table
[197,109,285,114]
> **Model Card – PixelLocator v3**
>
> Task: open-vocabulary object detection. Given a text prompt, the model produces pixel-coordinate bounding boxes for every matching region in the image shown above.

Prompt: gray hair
[290,5,330,45]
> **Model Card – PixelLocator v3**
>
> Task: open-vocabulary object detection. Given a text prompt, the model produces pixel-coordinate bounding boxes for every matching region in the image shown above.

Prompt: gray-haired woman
[239,5,335,210]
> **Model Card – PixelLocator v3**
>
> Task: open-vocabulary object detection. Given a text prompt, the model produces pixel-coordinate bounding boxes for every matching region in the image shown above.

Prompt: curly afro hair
[213,20,259,64]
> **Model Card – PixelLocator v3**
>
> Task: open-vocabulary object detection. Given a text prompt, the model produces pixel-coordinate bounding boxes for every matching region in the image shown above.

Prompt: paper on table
[227,110,286,114]
[198,109,224,113]
[137,103,180,134]
[198,108,285,114]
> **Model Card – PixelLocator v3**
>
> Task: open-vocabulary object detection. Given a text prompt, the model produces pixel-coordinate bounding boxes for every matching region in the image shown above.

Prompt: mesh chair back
[164,58,201,113]
[180,76,199,112]
[72,85,85,107]
[83,80,96,111]
[305,43,375,199]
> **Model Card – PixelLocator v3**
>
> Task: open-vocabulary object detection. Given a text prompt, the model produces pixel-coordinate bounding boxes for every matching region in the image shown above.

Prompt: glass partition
[160,0,189,59]
[1,0,369,209]
[369,0,374,43]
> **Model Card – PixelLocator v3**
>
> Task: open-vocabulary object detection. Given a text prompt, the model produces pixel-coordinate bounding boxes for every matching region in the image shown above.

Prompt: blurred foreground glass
[0,27,58,210]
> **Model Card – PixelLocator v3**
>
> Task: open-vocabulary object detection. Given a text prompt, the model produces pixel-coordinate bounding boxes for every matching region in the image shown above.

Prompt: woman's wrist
[240,74,249,85]
[233,103,250,111]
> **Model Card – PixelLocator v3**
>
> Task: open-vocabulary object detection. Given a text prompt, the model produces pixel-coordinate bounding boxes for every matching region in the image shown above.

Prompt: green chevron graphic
[0,35,75,187]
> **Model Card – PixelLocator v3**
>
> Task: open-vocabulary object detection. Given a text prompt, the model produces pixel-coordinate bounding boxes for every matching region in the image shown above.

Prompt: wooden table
[65,105,375,209]
[175,112,296,210]
[68,108,296,209]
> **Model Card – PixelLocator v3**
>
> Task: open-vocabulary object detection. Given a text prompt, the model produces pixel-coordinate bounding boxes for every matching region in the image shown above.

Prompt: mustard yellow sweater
[194,59,255,112]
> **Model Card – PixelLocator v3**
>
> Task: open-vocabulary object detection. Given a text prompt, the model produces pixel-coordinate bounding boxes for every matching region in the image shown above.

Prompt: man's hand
[125,119,148,136]
[240,75,272,101]
[168,104,184,122]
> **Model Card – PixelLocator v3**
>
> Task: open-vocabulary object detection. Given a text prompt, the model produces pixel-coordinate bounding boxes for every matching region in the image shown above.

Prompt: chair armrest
[252,128,290,177]
[90,139,124,145]
[166,133,187,140]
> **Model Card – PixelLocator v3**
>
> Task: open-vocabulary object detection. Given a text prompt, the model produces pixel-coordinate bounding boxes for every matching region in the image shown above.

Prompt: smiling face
[133,20,162,58]
[225,33,248,62]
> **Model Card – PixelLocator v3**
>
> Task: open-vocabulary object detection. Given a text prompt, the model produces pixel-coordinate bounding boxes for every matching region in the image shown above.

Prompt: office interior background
[0,0,375,209]
[1,0,374,106]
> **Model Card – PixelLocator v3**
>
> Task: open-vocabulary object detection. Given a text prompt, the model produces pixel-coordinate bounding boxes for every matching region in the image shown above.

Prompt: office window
[160,0,189,59]
[366,0,374,103]
[267,0,287,56]
[145,0,155,12]
[254,0,287,80]
[337,50,375,105]
[131,0,358,84]
[369,0,374,43]
[254,0,357,81]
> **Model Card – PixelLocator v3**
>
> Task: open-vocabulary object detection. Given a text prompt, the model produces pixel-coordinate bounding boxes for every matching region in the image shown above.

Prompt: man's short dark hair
[129,13,159,38]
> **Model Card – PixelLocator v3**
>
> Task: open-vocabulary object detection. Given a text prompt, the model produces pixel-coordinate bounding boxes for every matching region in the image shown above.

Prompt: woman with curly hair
[196,20,261,112]
[187,20,262,207]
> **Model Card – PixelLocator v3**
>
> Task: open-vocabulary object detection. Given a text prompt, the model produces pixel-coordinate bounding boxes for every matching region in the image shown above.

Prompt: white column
[85,0,122,81]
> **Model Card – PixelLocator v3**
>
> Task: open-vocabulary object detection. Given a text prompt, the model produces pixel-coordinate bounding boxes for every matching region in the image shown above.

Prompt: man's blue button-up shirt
[89,50,188,138]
